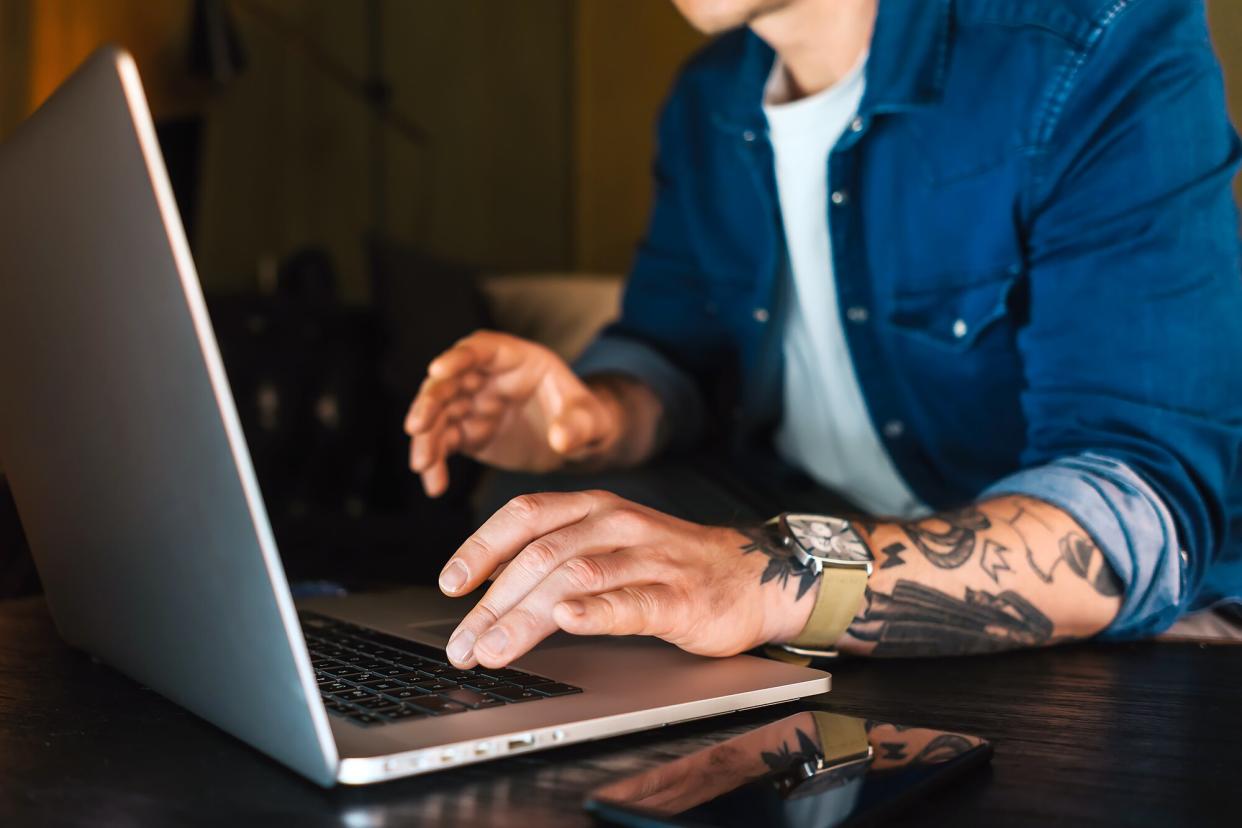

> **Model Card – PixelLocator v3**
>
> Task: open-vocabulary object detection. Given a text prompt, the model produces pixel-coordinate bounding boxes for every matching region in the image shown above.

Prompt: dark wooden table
[2,596,1240,827]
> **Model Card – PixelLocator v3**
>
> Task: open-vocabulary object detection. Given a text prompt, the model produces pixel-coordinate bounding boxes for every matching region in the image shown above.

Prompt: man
[406,0,1242,670]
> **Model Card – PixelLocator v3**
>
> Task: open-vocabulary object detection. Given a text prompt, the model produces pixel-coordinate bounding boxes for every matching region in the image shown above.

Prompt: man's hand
[404,331,624,497]
[436,490,817,669]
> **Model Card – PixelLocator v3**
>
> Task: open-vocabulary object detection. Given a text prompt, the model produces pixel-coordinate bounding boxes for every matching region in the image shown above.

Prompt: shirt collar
[712,0,954,133]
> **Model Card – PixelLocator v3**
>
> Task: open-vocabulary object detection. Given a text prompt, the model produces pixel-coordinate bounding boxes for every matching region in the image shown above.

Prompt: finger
[445,514,651,665]
[428,331,526,380]
[410,399,471,472]
[438,490,615,597]
[466,549,662,669]
[404,376,463,434]
[420,424,461,498]
[553,584,680,637]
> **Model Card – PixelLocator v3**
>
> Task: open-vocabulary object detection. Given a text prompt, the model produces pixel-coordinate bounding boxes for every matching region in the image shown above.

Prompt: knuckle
[606,506,648,534]
[459,534,491,564]
[561,556,607,592]
[516,539,560,579]
[503,494,541,522]
[469,601,502,630]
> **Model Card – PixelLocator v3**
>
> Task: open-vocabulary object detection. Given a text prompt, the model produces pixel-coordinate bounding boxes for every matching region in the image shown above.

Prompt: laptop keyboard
[299,611,581,727]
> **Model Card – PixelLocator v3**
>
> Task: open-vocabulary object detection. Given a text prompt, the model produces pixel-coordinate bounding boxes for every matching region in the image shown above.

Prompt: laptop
[0,46,830,787]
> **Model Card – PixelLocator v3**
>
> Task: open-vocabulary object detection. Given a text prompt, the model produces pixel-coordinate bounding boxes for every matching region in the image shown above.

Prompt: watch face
[785,514,873,562]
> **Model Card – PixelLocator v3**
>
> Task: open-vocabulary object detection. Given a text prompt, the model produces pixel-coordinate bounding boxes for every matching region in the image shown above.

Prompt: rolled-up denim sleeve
[1007,5,1242,638]
[981,453,1183,640]
[573,334,706,451]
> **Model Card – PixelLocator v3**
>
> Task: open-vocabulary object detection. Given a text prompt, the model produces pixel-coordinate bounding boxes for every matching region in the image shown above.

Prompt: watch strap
[790,564,869,650]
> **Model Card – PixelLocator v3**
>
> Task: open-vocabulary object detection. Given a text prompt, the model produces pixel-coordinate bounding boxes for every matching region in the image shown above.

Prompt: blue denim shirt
[576,0,1242,639]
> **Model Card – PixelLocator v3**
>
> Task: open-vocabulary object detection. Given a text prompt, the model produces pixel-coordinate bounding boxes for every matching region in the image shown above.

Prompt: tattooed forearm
[739,525,819,600]
[839,495,1121,657]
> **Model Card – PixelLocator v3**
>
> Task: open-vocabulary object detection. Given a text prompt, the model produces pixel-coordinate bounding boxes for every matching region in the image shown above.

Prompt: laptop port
[506,733,535,752]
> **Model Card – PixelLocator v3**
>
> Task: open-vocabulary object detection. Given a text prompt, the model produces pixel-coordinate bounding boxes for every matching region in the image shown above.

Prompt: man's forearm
[582,374,668,469]
[822,496,1122,656]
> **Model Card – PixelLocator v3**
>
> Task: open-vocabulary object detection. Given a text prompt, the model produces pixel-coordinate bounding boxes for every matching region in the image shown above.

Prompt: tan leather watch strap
[790,564,870,650]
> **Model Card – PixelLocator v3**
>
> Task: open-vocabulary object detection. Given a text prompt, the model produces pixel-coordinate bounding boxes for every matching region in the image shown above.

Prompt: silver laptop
[0,46,830,787]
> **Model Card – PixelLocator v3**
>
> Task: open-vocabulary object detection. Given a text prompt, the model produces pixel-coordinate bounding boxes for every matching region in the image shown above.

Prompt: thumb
[547,395,613,457]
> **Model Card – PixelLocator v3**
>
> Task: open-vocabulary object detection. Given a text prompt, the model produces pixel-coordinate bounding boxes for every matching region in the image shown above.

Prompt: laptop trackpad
[409,619,581,650]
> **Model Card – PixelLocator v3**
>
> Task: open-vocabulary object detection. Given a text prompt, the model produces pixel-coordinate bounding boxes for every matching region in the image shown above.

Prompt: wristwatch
[768,513,874,658]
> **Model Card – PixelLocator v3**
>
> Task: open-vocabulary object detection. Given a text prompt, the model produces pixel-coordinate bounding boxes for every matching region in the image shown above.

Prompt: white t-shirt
[764,58,926,518]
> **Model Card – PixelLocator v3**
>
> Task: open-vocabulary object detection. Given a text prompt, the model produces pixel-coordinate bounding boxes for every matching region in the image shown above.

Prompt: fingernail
[558,600,585,617]
[478,626,509,656]
[446,629,475,664]
[439,560,467,593]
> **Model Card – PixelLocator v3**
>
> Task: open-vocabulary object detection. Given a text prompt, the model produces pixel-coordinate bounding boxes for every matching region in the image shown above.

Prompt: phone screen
[585,711,991,828]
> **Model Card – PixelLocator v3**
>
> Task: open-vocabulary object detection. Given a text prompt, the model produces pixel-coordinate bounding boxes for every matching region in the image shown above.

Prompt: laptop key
[407,696,467,716]
[332,689,373,703]
[440,688,505,709]
[326,667,366,680]
[361,680,403,693]
[323,701,353,716]
[369,667,408,679]
[477,668,526,681]
[485,685,543,703]
[529,682,583,697]
[381,688,422,702]
[408,679,457,693]
[461,678,503,691]
[506,673,554,688]
[347,712,383,726]
[319,681,352,694]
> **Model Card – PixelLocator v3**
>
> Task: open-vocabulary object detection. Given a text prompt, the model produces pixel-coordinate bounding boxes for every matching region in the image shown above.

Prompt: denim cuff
[981,452,1184,640]
[573,334,705,451]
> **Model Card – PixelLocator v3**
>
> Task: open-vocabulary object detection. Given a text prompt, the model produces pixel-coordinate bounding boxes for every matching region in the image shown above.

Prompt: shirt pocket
[884,270,1020,352]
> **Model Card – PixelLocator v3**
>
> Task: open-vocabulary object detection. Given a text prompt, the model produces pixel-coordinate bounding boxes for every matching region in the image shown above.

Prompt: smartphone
[585,711,991,828]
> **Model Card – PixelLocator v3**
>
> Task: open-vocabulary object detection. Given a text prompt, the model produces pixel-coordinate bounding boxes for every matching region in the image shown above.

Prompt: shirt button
[831,190,849,206]
[1179,549,1190,566]
[883,420,905,439]
[850,116,865,133]
[952,319,969,339]
[846,306,869,323]
[742,129,757,142]
[753,307,770,323]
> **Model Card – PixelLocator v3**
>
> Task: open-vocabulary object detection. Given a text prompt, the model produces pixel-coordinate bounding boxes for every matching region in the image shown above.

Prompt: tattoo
[1059,532,1123,597]
[740,527,819,601]
[1006,505,1061,583]
[978,539,1014,583]
[759,727,820,772]
[1008,502,1122,596]
[900,507,991,570]
[879,742,908,760]
[879,542,908,569]
[849,580,1054,657]
[911,733,974,765]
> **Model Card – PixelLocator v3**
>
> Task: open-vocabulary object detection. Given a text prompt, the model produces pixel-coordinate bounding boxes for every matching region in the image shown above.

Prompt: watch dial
[786,515,872,562]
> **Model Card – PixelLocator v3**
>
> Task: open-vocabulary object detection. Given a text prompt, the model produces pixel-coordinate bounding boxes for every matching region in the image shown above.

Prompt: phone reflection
[587,712,989,827]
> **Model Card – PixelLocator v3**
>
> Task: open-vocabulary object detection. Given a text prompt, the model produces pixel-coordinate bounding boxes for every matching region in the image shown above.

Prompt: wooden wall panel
[571,0,703,273]
[1207,0,1242,210]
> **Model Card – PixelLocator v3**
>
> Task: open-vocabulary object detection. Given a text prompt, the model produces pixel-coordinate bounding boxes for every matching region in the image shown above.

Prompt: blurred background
[0,0,1239,599]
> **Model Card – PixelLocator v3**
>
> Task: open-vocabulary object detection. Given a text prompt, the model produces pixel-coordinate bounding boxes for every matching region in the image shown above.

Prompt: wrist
[584,375,661,467]
[765,573,820,645]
